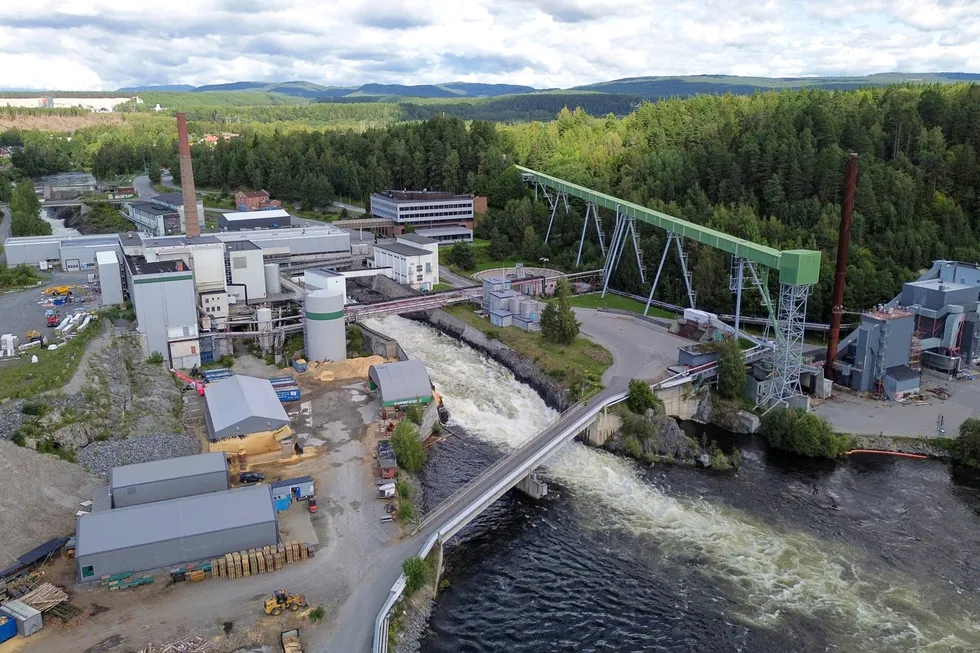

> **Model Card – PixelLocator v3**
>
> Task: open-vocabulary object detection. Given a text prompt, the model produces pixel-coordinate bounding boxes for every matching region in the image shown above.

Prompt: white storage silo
[257,307,273,352]
[264,263,282,295]
[304,288,346,362]
[508,296,522,314]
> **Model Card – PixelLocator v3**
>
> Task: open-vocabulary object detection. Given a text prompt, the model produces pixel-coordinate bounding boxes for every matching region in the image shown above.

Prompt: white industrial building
[370,190,475,228]
[414,226,474,245]
[225,240,267,302]
[96,250,124,307]
[124,256,200,368]
[304,268,348,303]
[148,193,206,235]
[218,209,291,231]
[127,202,180,236]
[373,235,439,291]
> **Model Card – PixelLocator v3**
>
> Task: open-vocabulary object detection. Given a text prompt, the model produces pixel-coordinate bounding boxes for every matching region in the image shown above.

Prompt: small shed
[0,600,42,637]
[271,476,315,504]
[677,344,719,369]
[110,452,229,508]
[368,360,433,407]
[884,365,920,400]
[204,375,290,441]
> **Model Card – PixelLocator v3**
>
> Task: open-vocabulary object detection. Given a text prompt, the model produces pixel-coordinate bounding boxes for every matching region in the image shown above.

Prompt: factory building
[372,238,439,291]
[225,240,267,301]
[110,452,229,508]
[835,260,980,399]
[125,256,200,368]
[127,202,181,236]
[58,236,122,271]
[218,209,291,231]
[368,360,434,407]
[204,375,290,442]
[414,226,474,245]
[481,277,544,331]
[304,288,346,362]
[148,193,206,235]
[75,484,277,580]
[370,190,478,230]
[213,226,351,268]
[95,250,124,306]
[304,268,348,303]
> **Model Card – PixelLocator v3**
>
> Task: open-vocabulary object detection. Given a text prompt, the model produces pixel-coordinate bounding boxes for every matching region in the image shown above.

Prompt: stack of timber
[137,636,209,653]
[209,542,313,581]
[19,582,68,612]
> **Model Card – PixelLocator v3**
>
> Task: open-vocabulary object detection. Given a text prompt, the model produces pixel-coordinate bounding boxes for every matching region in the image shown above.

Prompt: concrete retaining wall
[418,309,571,411]
[420,400,440,437]
[358,323,401,359]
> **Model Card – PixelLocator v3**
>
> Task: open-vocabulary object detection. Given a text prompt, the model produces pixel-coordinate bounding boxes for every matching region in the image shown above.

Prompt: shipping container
[292,358,308,373]
[0,614,17,644]
[269,376,296,387]
[276,386,301,402]
[0,600,42,637]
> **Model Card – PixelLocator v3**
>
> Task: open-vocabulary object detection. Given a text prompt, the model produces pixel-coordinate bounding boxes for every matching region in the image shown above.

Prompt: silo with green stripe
[304,288,346,361]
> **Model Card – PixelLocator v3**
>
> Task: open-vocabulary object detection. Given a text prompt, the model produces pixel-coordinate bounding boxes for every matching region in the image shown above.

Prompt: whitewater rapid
[366,315,980,652]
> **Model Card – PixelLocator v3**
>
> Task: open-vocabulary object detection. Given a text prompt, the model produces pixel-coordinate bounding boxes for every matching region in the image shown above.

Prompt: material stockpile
[307,355,387,383]
[100,572,154,590]
[76,433,202,478]
[210,541,313,580]
[18,582,68,612]
[137,636,209,653]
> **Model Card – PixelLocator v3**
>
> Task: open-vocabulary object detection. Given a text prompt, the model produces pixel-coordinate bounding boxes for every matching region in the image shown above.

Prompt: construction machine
[45,310,60,327]
[27,330,44,345]
[43,285,71,296]
[264,589,306,616]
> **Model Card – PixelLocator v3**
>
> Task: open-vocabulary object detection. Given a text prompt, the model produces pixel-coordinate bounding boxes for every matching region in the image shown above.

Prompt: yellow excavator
[264,588,306,616]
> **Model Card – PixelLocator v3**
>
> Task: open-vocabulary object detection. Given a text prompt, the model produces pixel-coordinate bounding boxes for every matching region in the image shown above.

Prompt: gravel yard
[76,432,202,478]
[0,438,97,569]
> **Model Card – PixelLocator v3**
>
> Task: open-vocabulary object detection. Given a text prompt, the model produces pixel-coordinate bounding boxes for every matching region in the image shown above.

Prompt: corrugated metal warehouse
[368,360,433,407]
[218,209,292,231]
[58,236,121,271]
[75,484,278,580]
[110,452,229,508]
[204,375,290,441]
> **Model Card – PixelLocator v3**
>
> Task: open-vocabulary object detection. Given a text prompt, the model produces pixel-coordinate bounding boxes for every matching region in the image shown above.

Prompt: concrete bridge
[370,346,768,653]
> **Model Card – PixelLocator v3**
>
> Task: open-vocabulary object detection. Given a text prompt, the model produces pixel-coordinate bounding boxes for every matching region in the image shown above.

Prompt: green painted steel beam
[516,166,821,285]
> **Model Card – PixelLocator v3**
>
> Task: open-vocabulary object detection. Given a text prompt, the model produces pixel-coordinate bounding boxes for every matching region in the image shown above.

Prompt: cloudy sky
[3,0,980,90]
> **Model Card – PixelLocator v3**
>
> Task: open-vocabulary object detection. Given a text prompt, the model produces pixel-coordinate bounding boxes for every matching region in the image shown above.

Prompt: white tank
[508,296,522,314]
[257,307,273,352]
[521,300,534,317]
[304,289,346,362]
[264,263,282,295]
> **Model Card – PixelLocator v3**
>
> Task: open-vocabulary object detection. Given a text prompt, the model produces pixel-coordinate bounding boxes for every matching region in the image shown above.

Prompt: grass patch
[432,282,454,292]
[445,303,611,399]
[0,319,101,400]
[566,293,676,319]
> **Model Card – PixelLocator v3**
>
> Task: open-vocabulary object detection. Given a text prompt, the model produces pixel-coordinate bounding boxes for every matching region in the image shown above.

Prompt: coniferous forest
[9,83,980,321]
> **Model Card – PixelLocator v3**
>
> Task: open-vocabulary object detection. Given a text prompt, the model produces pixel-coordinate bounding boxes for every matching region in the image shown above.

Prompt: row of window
[399,203,471,212]
[399,211,472,220]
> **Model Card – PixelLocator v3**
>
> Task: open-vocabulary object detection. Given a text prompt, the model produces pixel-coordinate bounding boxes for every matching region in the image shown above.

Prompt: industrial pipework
[176,112,201,238]
[826,153,859,379]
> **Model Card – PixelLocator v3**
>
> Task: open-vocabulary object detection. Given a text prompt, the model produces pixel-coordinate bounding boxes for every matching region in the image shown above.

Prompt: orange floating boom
[845,449,928,459]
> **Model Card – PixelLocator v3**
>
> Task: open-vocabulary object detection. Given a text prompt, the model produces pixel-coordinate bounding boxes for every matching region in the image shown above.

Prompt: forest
[7,82,980,321]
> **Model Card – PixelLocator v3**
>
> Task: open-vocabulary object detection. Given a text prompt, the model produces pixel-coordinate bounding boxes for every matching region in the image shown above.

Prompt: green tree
[405,404,423,425]
[541,278,579,345]
[446,243,476,270]
[402,556,428,596]
[521,225,540,261]
[714,337,747,400]
[390,420,427,473]
[626,379,660,414]
[761,407,851,458]
[9,180,50,237]
[488,227,510,260]
[346,325,364,357]
[953,418,980,468]
[147,159,162,184]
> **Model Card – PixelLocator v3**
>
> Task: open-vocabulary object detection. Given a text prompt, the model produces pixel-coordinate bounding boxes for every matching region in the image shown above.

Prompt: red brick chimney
[176,113,201,238]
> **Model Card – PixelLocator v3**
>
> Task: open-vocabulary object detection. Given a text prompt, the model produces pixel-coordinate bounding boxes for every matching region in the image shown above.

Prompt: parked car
[239,471,265,484]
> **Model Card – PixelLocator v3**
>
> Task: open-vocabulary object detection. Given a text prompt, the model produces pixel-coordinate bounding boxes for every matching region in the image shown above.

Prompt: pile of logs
[19,583,68,612]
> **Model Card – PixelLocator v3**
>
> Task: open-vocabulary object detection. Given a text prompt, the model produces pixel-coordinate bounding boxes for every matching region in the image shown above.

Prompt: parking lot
[0,270,99,343]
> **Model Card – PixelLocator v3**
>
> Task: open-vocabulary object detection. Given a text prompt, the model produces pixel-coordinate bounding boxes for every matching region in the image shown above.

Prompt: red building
[234,190,282,212]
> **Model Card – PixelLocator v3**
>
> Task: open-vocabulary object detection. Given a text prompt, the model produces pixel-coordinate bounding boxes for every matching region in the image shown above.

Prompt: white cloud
[0,0,978,90]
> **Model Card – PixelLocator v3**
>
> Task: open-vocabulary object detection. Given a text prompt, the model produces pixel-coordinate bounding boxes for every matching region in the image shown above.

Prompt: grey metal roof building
[75,484,278,581]
[368,360,433,407]
[110,452,229,508]
[375,241,431,258]
[204,375,290,441]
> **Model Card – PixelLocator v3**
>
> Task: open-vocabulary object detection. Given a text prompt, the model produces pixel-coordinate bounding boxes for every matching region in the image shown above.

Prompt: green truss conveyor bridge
[516,165,822,408]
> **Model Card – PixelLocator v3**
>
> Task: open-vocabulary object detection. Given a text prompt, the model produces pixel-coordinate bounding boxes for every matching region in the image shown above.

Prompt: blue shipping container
[276,386,301,402]
[274,496,292,512]
[0,614,17,644]
[269,376,295,387]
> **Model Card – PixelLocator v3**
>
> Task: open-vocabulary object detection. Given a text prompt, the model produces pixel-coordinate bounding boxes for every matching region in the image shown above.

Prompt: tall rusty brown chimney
[825,153,859,380]
[176,112,201,238]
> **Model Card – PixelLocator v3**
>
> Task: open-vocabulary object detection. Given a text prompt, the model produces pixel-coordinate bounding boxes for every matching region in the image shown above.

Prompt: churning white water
[366,316,980,652]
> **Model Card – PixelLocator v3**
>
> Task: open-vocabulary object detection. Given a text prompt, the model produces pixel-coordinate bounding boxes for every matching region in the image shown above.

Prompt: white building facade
[372,240,439,291]
[370,191,474,228]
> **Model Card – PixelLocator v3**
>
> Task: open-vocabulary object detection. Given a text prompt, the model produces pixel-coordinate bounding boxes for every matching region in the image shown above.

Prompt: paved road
[132,174,156,200]
[438,265,475,288]
[333,201,366,215]
[574,308,690,385]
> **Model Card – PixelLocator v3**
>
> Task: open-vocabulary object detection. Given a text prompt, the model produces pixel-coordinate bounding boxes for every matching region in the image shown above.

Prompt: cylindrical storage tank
[257,307,273,352]
[305,289,346,362]
[264,263,282,295]
[521,300,533,317]
[509,296,522,313]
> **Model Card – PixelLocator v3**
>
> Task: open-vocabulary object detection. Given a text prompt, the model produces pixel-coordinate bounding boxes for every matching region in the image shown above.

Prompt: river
[366,316,980,653]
